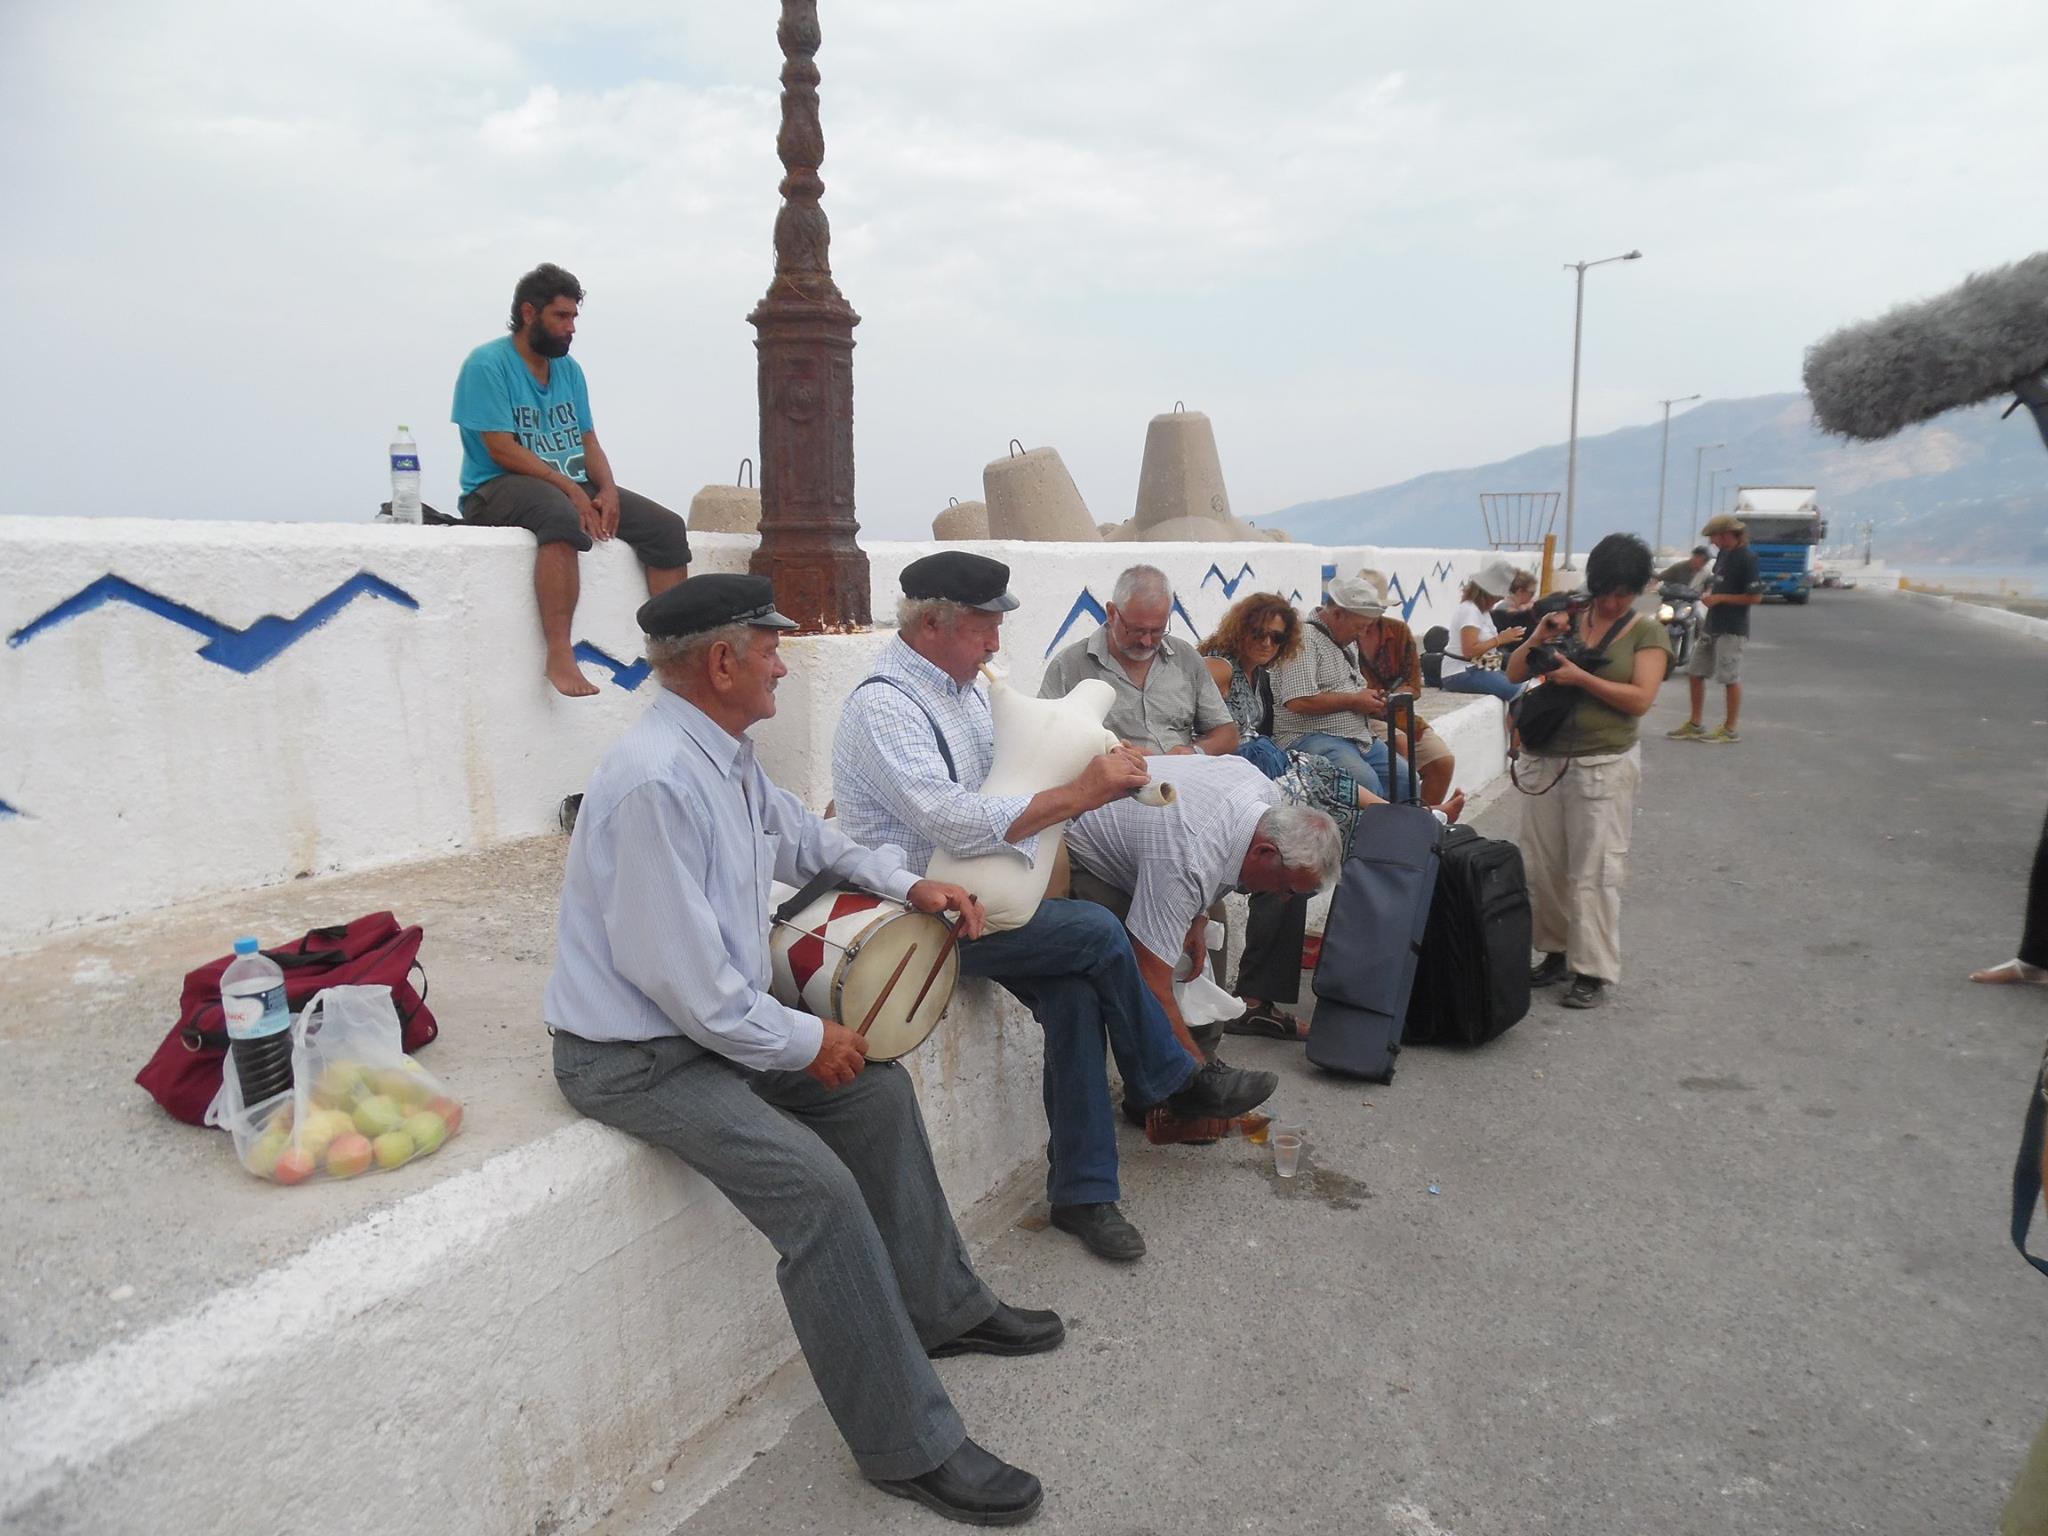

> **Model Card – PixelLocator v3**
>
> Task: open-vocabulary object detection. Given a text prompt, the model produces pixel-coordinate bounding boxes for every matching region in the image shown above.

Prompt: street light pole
[1691,441,1725,535]
[1561,248,1643,569]
[1706,466,1731,520]
[1654,393,1701,558]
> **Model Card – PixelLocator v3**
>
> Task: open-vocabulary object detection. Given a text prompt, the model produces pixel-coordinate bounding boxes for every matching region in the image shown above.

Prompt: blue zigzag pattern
[9,571,420,674]
[1041,589,1201,658]
[1319,562,1337,604]
[1202,562,1257,599]
[573,641,651,691]
[1386,574,1431,622]
[1432,559,1455,583]
[0,798,21,820]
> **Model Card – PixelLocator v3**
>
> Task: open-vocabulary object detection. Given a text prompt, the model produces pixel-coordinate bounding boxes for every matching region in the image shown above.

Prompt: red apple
[423,1096,463,1137]
[274,1148,316,1186]
[325,1133,373,1179]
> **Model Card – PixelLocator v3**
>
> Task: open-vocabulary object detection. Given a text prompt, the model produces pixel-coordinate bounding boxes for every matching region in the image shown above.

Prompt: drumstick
[856,944,921,1038]
[902,917,964,1022]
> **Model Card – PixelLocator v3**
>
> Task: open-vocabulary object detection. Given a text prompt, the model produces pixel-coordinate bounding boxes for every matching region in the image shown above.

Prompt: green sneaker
[1666,721,1706,741]
[1703,725,1742,744]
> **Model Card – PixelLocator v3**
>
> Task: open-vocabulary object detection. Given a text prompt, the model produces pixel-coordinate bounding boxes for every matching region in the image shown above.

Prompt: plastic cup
[1272,1123,1304,1178]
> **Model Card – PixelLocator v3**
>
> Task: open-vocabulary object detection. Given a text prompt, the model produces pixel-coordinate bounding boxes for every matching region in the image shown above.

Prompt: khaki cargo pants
[1520,744,1643,984]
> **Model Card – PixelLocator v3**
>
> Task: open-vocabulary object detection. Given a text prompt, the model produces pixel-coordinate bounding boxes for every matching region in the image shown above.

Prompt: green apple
[402,1111,447,1155]
[314,1061,369,1109]
[245,1128,290,1179]
[372,1130,416,1170]
[369,1064,432,1106]
[352,1095,404,1139]
[299,1109,355,1160]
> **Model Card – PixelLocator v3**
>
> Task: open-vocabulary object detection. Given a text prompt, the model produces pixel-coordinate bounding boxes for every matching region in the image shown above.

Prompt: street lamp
[1561,248,1643,569]
[1691,442,1725,533]
[1705,466,1731,520]
[1654,394,1701,558]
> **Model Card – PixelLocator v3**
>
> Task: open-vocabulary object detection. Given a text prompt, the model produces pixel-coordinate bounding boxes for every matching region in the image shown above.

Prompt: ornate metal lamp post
[748,1,869,630]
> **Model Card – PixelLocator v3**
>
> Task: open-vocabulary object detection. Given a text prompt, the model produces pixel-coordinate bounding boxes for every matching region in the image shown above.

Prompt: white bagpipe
[762,666,1174,1059]
[926,666,1173,933]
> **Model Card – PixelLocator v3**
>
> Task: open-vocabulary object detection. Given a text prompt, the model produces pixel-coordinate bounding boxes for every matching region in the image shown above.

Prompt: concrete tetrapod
[983,446,1101,542]
[687,484,762,535]
[1115,408,1278,543]
[931,500,990,541]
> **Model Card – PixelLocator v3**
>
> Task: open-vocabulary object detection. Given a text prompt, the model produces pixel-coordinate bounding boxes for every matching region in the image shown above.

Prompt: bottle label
[390,454,420,473]
[223,980,290,1040]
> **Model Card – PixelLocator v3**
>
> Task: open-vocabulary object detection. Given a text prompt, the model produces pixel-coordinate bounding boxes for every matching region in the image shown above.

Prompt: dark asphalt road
[672,590,2048,1536]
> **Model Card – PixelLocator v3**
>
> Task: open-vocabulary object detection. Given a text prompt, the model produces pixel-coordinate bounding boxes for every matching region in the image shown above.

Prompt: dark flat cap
[900,551,1019,612]
[637,573,799,639]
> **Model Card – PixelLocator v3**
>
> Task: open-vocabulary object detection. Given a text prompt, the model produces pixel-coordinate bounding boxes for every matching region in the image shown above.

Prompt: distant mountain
[1266,393,2048,563]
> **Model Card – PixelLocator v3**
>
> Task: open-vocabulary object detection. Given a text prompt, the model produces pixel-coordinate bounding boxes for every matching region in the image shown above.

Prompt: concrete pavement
[656,590,2048,1536]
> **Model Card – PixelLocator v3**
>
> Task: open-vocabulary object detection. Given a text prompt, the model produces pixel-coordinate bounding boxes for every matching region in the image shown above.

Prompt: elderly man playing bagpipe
[545,574,1056,1526]
[832,552,1278,1265]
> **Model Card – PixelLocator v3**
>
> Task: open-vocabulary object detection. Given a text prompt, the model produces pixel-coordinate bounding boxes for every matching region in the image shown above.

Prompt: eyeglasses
[1250,627,1288,645]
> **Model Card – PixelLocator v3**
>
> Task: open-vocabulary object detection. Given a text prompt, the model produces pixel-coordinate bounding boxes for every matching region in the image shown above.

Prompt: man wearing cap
[546,573,1051,1526]
[1668,515,1761,744]
[832,552,1278,1264]
[1351,568,1460,810]
[1269,575,1421,801]
[1038,564,1242,758]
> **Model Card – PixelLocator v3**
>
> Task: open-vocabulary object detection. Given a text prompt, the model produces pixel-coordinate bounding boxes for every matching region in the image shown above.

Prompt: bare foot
[1439,790,1468,824]
[546,652,600,698]
[1970,959,2048,986]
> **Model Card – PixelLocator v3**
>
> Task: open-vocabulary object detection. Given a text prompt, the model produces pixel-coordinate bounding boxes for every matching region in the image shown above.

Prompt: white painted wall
[0,517,1515,945]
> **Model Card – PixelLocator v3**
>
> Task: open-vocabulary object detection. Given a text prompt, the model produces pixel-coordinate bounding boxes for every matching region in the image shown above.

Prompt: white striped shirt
[831,637,1039,877]
[1064,754,1282,966]
[544,688,918,1068]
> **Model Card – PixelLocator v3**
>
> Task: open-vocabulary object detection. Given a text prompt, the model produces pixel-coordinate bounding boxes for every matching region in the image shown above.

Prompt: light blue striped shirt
[831,637,1039,877]
[544,688,919,1070]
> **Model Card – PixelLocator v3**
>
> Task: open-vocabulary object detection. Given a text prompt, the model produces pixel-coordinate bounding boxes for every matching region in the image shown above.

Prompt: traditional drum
[768,886,961,1061]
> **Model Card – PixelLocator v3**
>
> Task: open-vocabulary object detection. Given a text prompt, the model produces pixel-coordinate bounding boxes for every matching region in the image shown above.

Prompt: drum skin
[768,889,960,1060]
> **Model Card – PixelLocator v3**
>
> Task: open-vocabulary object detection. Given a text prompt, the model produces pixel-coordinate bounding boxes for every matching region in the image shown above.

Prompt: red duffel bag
[136,912,438,1125]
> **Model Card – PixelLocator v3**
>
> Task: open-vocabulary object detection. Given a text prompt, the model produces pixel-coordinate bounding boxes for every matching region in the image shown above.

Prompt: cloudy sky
[3,1,2042,539]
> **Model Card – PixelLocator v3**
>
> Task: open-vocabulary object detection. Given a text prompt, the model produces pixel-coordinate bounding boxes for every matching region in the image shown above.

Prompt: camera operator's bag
[1509,610,1635,752]
[1308,695,1440,1082]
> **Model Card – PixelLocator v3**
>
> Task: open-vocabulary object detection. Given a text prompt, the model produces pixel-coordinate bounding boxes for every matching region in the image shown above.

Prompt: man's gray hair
[1258,803,1345,887]
[1111,564,1172,608]
[895,595,969,633]
[646,623,753,677]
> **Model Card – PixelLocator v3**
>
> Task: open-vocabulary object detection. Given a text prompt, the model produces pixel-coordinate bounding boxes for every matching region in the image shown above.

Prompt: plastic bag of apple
[225,985,461,1184]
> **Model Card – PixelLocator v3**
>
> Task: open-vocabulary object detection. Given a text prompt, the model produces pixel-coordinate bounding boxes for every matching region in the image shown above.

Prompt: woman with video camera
[1504,533,1672,1009]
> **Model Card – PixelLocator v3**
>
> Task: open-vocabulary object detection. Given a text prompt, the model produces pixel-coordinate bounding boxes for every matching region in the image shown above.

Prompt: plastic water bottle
[388,425,422,524]
[221,938,294,1104]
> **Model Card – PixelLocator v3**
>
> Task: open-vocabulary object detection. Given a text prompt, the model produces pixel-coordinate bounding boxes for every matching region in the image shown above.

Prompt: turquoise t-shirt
[450,336,596,496]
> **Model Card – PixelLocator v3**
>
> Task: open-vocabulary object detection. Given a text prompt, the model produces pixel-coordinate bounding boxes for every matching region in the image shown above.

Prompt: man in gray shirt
[1039,565,1240,756]
[546,574,1053,1526]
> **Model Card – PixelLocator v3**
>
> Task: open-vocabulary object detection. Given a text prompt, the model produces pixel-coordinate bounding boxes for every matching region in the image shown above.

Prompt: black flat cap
[899,551,1019,612]
[637,573,799,639]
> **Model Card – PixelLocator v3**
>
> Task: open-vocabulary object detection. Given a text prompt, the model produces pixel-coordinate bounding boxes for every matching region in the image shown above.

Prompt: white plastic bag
[213,985,462,1184]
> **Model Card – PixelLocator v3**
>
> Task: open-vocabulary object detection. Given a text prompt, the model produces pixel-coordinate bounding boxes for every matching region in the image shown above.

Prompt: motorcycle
[1656,581,1702,667]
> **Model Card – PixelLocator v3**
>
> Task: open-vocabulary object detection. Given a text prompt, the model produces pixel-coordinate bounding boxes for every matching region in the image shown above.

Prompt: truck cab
[1731,487,1826,604]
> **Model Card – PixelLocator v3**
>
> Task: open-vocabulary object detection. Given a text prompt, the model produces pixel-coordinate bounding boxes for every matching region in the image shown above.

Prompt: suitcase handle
[1388,690,1420,806]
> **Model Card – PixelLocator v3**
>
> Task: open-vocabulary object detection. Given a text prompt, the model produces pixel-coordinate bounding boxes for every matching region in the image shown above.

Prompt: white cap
[1469,560,1518,599]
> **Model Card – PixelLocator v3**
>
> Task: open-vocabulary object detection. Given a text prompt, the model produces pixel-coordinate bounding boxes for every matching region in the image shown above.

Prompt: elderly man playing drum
[1064,754,1347,1051]
[832,552,1278,1265]
[546,574,1053,1527]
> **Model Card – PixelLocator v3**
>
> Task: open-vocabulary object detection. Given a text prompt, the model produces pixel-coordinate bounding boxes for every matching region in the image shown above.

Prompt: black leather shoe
[1561,974,1607,1009]
[1164,1059,1278,1120]
[1049,1201,1146,1262]
[1530,951,1569,988]
[870,1437,1043,1526]
[929,1301,1066,1359]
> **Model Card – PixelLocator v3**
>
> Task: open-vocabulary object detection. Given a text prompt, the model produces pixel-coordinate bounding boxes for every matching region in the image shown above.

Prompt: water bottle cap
[397,424,411,433]
[234,936,260,954]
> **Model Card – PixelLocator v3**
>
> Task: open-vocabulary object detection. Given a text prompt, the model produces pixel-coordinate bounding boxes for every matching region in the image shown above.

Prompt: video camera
[1520,590,1592,676]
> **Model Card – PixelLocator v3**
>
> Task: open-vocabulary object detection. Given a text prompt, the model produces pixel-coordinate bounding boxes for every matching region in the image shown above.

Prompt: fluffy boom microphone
[1802,250,2048,443]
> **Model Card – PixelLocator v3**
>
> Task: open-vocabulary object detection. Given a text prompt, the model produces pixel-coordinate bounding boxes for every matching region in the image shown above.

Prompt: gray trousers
[552,1031,994,1479]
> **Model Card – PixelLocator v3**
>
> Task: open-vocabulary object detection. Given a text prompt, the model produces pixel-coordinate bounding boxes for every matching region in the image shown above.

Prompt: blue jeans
[957,898,1197,1207]
[1441,667,1525,702]
[1293,730,1413,802]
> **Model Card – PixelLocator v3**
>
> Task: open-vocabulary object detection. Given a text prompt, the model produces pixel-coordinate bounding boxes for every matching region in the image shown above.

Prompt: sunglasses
[1250,626,1288,645]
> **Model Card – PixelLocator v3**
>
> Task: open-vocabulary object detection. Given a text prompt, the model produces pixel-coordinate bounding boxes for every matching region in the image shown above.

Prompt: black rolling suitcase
[1307,695,1441,1082]
[1403,824,1532,1047]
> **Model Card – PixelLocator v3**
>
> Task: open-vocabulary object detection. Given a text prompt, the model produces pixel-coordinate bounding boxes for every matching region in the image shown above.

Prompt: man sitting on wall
[452,263,692,698]
[1269,575,1417,801]
[832,552,1277,1264]
[1064,753,1346,1066]
[545,573,1050,1526]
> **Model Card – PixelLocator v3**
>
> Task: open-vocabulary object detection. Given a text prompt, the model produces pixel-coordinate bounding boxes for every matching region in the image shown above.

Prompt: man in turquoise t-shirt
[451,263,691,697]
